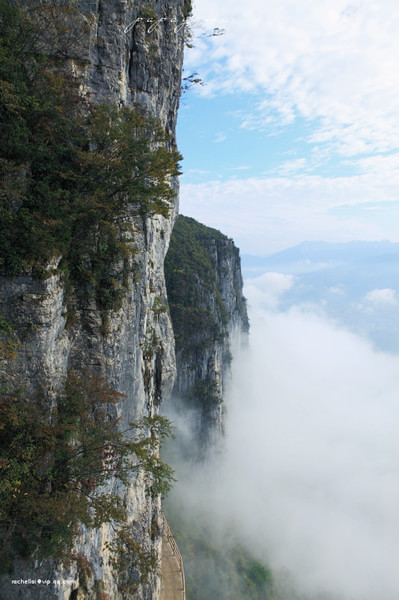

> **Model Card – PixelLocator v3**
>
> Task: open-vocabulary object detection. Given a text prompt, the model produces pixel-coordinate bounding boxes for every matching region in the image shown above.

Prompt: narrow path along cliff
[161,516,186,600]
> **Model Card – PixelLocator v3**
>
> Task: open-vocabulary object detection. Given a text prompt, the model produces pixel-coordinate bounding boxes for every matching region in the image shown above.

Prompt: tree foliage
[0,315,18,361]
[165,215,228,351]
[0,371,175,572]
[0,0,181,309]
[165,506,274,600]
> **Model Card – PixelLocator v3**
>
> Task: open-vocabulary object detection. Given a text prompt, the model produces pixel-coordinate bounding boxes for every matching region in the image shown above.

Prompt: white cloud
[187,0,399,158]
[186,168,210,175]
[328,285,346,295]
[228,165,251,171]
[213,131,226,143]
[276,158,308,175]
[352,152,399,175]
[244,272,295,309]
[222,308,399,599]
[364,288,398,305]
[180,173,399,254]
[169,303,399,599]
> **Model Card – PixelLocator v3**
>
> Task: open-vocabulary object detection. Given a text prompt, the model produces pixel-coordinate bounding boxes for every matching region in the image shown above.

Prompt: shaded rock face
[0,1,188,599]
[165,216,249,457]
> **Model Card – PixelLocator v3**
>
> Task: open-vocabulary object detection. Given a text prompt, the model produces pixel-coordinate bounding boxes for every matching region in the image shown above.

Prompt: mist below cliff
[165,268,399,600]
[223,304,399,599]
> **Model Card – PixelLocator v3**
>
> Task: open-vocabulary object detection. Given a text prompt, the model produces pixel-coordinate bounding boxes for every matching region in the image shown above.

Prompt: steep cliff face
[164,215,249,455]
[0,1,188,599]
[74,0,187,137]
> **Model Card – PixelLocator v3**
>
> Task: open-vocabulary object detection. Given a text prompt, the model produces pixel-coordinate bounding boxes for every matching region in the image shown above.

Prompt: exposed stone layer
[0,1,188,598]
[165,216,249,456]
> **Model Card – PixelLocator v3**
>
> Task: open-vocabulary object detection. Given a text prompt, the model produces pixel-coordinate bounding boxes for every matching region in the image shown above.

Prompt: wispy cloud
[186,0,399,159]
[364,288,398,306]
[276,158,308,175]
[245,272,296,309]
[214,131,227,143]
[180,172,399,254]
[228,165,251,171]
[186,168,211,175]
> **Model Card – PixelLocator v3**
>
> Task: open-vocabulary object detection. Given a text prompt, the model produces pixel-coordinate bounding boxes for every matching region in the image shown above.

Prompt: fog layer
[222,305,399,599]
[167,274,399,600]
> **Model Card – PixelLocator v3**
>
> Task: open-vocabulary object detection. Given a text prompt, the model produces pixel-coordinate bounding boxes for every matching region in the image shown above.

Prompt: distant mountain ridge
[242,240,399,354]
[242,240,399,277]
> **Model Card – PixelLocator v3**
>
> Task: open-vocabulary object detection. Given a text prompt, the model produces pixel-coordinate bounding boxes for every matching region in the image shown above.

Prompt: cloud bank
[167,275,399,600]
[222,305,399,599]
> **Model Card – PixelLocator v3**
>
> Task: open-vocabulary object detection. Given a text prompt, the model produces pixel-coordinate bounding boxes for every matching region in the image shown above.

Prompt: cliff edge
[165,215,249,455]
[0,1,188,599]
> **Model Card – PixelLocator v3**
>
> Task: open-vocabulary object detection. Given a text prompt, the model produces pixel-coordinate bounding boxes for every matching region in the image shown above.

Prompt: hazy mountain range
[243,241,399,353]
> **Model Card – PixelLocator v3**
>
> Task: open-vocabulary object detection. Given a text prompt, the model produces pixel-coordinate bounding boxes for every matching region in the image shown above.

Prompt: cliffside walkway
[161,514,186,600]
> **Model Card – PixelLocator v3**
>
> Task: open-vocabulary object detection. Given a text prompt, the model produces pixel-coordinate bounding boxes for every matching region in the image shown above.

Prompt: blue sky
[177,0,399,256]
[172,6,399,597]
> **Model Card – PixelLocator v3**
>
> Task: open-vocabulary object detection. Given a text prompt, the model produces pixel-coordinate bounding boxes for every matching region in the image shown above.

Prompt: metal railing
[162,513,186,599]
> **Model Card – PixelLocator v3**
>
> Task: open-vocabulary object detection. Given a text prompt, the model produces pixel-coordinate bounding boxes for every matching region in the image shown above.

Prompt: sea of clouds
[165,251,399,600]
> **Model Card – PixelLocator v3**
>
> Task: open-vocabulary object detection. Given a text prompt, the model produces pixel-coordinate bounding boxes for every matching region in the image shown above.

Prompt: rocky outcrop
[164,216,249,456]
[73,0,187,138]
[0,1,189,599]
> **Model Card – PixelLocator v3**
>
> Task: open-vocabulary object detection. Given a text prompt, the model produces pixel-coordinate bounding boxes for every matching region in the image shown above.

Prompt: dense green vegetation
[0,0,181,309]
[165,505,274,600]
[183,0,193,18]
[0,371,174,584]
[0,2,181,587]
[0,315,18,361]
[165,215,228,351]
[165,215,234,412]
[165,215,223,413]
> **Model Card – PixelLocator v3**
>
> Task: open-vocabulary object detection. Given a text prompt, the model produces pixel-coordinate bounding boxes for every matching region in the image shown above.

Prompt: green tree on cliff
[0,0,181,306]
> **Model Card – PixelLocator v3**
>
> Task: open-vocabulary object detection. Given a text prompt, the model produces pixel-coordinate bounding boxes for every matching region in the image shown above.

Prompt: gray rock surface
[0,1,188,598]
[165,216,249,457]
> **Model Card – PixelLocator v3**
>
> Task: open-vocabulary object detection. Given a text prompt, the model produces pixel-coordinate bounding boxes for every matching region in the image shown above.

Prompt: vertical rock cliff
[0,1,189,599]
[164,215,249,456]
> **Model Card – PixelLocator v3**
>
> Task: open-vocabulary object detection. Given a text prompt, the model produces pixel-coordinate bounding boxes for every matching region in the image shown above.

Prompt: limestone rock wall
[0,1,188,598]
[165,216,249,456]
